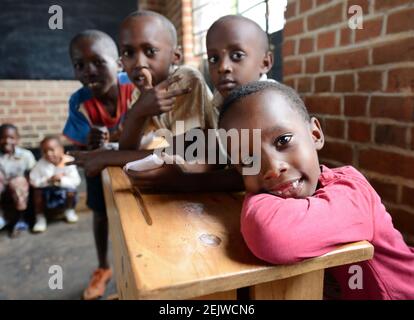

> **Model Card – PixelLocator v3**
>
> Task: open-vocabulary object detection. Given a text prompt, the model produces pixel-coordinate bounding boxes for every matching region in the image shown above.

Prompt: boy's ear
[172,45,183,65]
[260,51,274,74]
[310,117,324,151]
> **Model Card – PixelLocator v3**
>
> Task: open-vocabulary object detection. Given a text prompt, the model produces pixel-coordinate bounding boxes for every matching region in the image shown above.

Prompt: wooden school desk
[102,167,374,300]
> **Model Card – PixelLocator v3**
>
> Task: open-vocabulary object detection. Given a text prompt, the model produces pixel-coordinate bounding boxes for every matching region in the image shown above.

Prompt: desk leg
[193,290,237,300]
[249,269,324,300]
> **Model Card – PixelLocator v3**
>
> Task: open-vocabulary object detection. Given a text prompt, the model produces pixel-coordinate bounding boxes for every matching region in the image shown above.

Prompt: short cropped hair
[40,135,63,148]
[69,30,118,60]
[218,81,311,125]
[123,10,178,47]
[207,15,269,53]
[0,123,18,136]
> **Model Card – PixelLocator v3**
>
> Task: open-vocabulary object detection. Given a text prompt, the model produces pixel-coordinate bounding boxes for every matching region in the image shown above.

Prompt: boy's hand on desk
[131,73,191,118]
[126,163,186,192]
[66,150,105,177]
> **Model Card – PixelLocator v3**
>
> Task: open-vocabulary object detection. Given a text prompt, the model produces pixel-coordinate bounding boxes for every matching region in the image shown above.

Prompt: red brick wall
[284,0,414,243]
[0,80,81,148]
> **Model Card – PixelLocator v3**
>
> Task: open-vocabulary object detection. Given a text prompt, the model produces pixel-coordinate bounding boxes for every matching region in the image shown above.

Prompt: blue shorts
[42,187,78,210]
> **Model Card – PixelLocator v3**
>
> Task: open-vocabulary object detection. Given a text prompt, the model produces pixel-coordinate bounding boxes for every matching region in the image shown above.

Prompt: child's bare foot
[83,268,112,300]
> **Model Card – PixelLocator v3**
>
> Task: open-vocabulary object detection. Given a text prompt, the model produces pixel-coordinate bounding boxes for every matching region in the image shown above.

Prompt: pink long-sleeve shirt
[241,165,414,299]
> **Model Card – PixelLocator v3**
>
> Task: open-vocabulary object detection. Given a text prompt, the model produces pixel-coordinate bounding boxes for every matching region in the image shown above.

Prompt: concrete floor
[0,212,117,300]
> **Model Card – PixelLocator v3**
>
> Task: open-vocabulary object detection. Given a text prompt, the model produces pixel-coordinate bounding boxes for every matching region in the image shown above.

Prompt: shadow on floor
[0,212,116,300]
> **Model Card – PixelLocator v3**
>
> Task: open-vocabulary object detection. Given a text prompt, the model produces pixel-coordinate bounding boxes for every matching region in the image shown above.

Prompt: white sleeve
[59,165,81,189]
[29,161,50,188]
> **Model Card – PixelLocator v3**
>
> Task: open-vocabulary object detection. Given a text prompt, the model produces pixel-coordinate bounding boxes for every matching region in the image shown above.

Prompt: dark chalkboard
[0,0,137,79]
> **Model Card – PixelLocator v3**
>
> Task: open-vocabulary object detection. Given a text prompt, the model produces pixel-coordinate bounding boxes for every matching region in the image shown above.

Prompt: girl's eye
[275,134,292,148]
[207,56,218,64]
[231,51,245,61]
[94,60,104,67]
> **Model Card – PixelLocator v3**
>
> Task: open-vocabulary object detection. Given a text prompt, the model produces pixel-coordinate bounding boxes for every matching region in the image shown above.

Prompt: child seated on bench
[30,136,81,233]
[218,81,414,299]
[0,123,36,237]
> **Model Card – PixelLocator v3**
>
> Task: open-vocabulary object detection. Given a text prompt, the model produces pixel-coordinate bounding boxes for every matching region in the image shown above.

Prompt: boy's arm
[67,149,153,177]
[241,178,375,265]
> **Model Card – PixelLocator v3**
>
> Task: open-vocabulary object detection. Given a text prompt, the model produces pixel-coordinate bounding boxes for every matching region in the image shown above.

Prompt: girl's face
[0,128,19,155]
[220,90,324,199]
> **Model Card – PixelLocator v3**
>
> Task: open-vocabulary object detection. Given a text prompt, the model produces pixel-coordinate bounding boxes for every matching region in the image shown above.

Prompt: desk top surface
[102,167,374,299]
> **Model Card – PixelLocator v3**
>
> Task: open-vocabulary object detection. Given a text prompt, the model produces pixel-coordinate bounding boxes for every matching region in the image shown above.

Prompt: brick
[15,100,42,107]
[387,8,414,34]
[324,118,345,139]
[305,96,341,115]
[402,186,414,207]
[284,18,304,37]
[344,95,368,116]
[355,18,382,42]
[299,37,314,54]
[347,0,369,14]
[334,73,355,92]
[369,179,398,203]
[286,1,297,19]
[43,100,67,105]
[0,117,27,123]
[284,79,295,89]
[375,124,407,148]
[297,77,312,93]
[284,59,302,76]
[324,49,369,71]
[358,71,383,91]
[299,0,313,13]
[348,120,371,142]
[283,40,296,57]
[373,38,414,65]
[340,27,352,46]
[0,100,12,106]
[308,4,343,31]
[7,92,20,98]
[305,56,320,73]
[316,0,331,5]
[412,128,414,150]
[359,149,414,179]
[320,141,354,164]
[375,0,410,11]
[388,208,414,235]
[370,96,414,122]
[21,108,47,114]
[315,76,331,92]
[387,68,414,93]
[317,31,336,50]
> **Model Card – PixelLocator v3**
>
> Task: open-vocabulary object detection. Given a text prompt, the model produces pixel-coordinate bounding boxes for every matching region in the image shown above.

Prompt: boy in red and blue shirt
[63,30,135,300]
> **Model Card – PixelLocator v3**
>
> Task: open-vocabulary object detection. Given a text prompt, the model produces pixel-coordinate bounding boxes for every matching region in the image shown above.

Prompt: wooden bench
[102,167,374,300]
